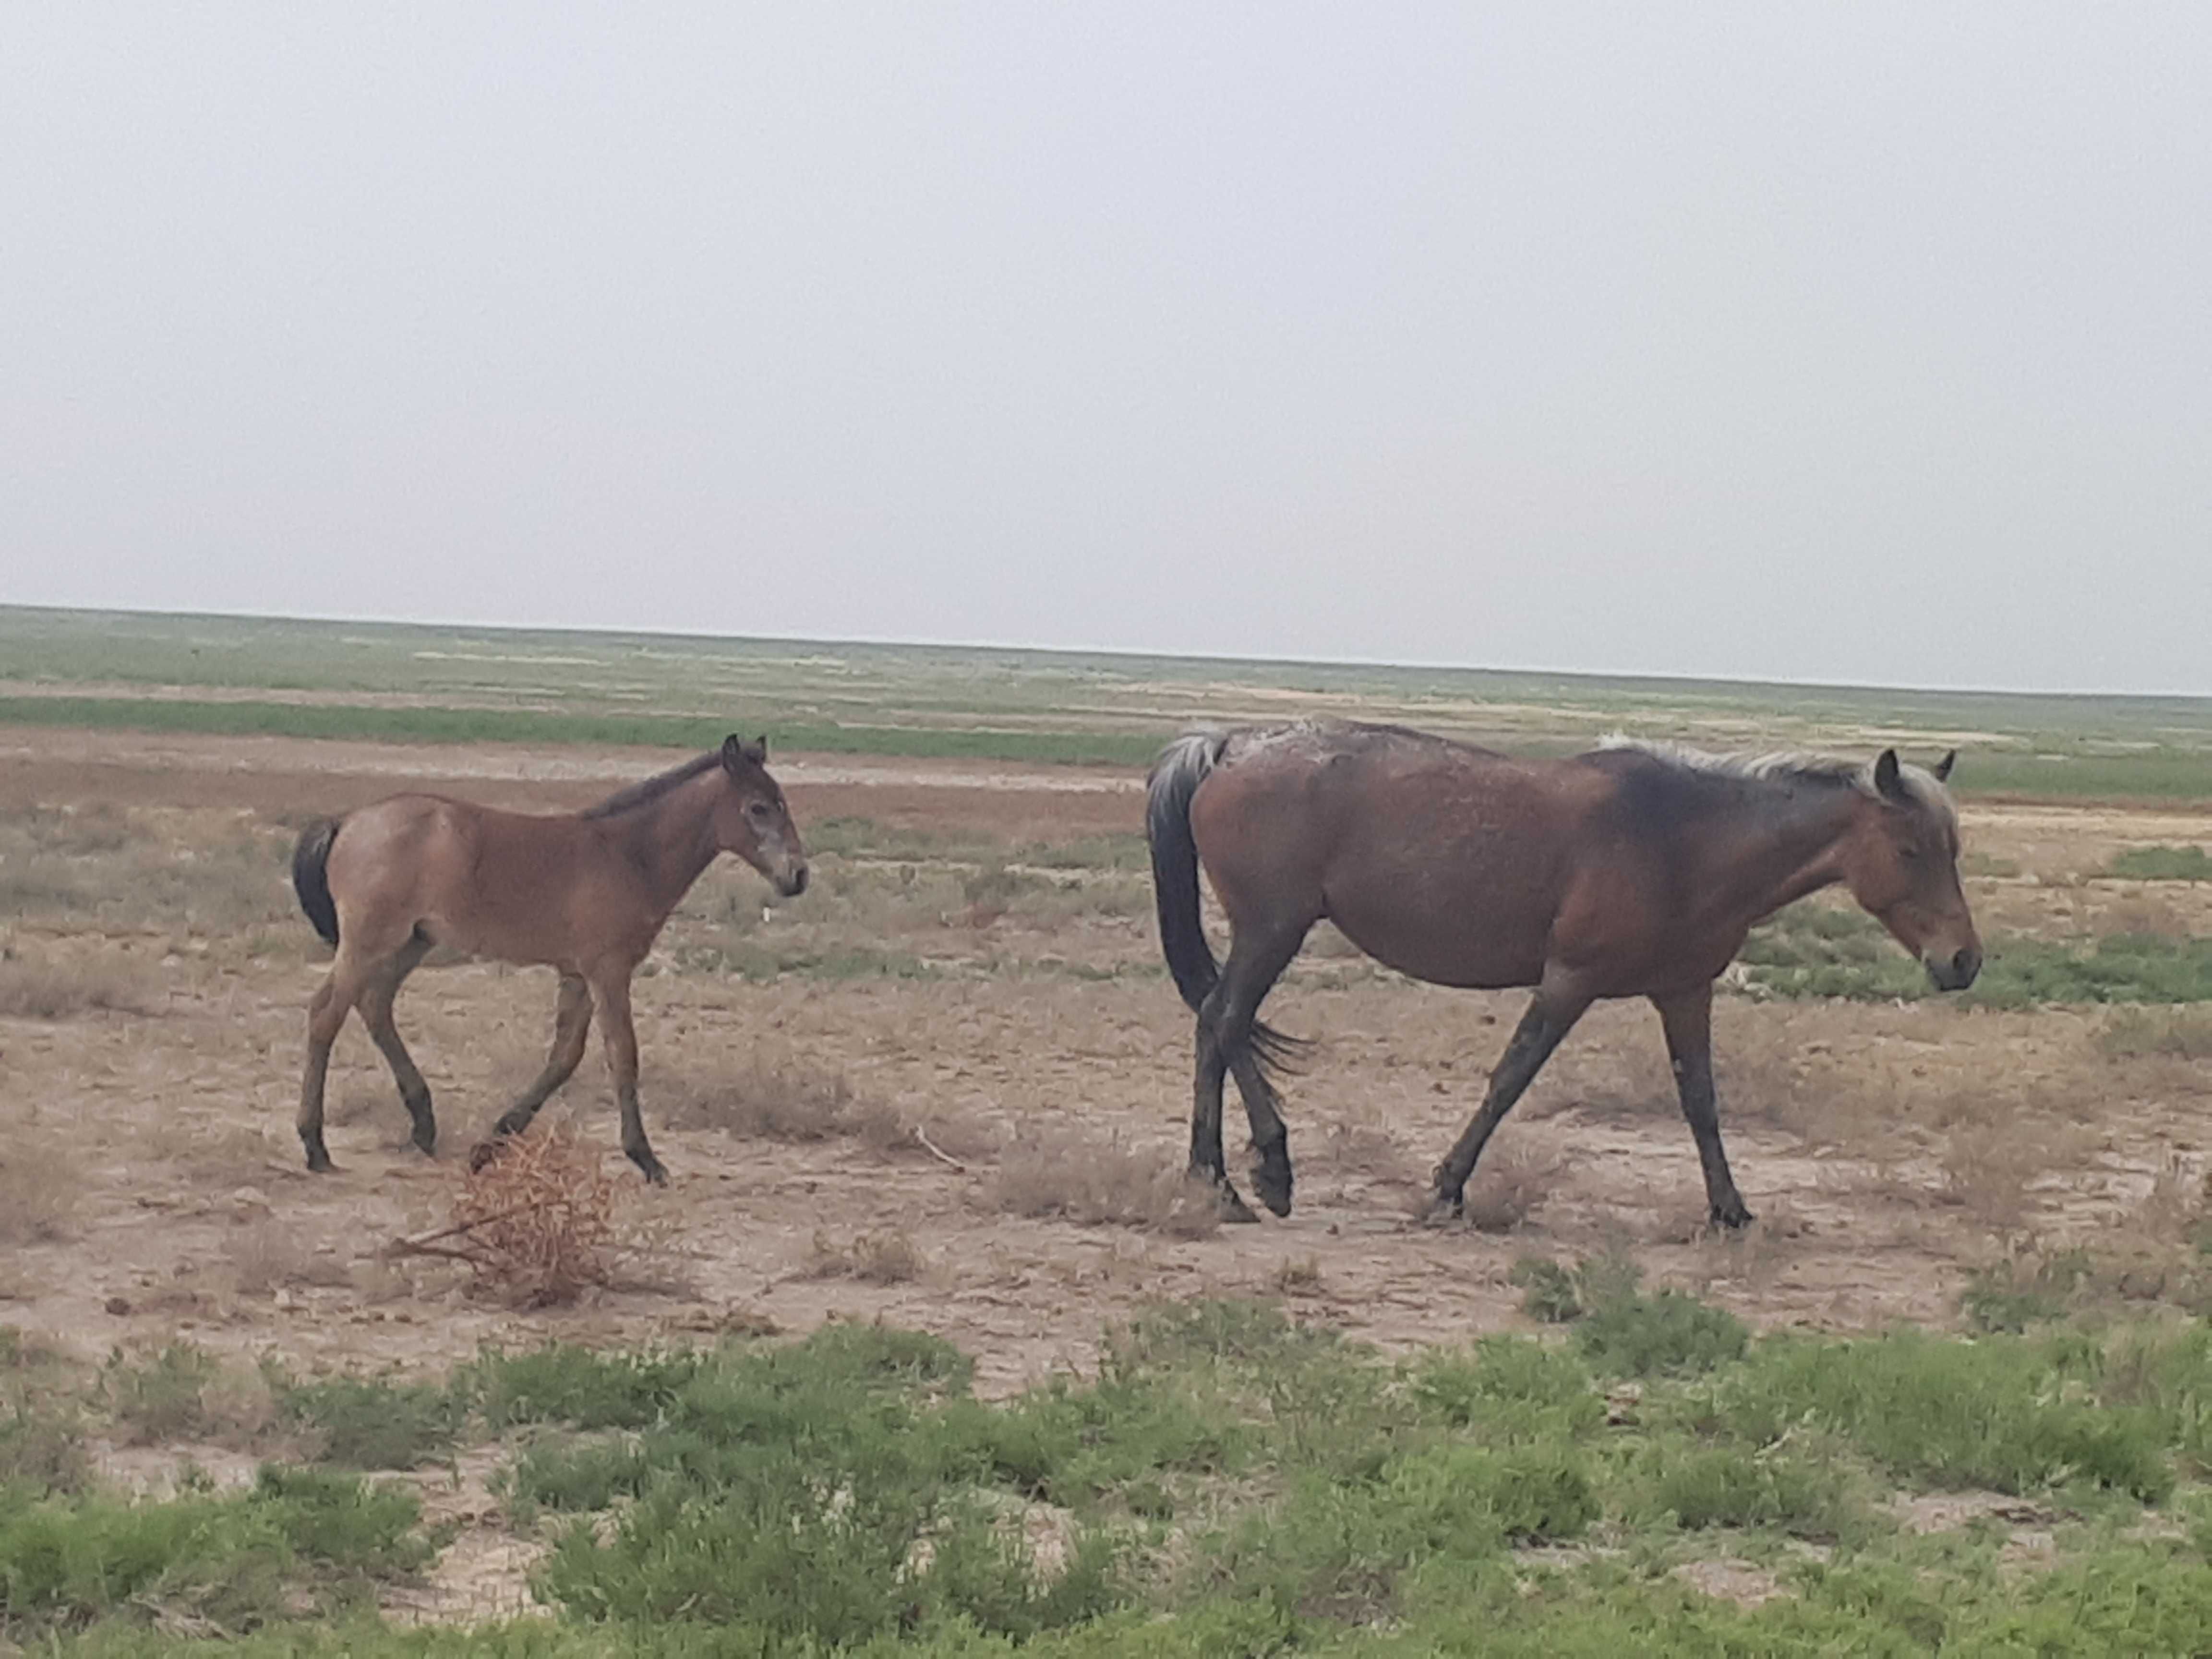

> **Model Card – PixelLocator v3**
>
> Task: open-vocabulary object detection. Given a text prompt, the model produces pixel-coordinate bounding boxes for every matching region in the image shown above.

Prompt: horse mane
[1596,735,1958,829]
[579,751,722,820]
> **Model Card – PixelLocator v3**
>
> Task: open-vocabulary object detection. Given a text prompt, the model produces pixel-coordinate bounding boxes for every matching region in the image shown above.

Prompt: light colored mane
[1597,734,1958,829]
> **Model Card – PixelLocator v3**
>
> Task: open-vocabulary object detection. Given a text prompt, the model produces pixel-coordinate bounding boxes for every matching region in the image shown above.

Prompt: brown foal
[290,735,808,1182]
[1147,721,1980,1226]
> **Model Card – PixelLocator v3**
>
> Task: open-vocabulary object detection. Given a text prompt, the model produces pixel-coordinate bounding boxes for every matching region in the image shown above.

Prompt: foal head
[1838,749,1981,991]
[711,735,810,897]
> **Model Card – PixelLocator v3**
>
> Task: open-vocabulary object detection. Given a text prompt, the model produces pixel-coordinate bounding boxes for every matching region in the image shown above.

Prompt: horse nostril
[1952,947,1981,984]
[791,866,810,895]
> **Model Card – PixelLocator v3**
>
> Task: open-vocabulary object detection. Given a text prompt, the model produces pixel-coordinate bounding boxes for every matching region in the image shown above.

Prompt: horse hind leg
[492,973,593,1139]
[357,932,437,1156]
[1192,922,1310,1220]
[298,968,357,1173]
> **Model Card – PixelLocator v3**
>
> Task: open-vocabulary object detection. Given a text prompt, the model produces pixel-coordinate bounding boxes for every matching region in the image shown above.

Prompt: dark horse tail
[1146,731,1303,1073]
[291,817,342,947]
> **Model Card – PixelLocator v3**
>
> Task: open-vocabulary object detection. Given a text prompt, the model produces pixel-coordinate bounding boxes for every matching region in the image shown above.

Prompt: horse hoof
[302,1142,334,1175]
[628,1150,669,1185]
[1709,1201,1755,1231]
[1418,1192,1465,1228]
[1214,1186,1260,1224]
[412,1128,437,1157]
[1252,1158,1294,1218]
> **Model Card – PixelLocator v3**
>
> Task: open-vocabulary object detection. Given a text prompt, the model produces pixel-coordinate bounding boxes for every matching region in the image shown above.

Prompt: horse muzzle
[777,862,810,899]
[1924,945,1982,992]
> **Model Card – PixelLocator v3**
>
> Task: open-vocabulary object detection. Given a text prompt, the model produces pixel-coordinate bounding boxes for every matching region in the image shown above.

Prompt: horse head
[1839,748,1980,991]
[713,734,809,898]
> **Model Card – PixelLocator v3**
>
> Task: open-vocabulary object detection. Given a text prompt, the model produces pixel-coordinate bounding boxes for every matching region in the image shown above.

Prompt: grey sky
[4,6,2208,693]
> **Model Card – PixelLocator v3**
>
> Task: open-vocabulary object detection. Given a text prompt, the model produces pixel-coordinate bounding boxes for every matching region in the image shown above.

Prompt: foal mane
[1597,735,1958,828]
[579,752,723,820]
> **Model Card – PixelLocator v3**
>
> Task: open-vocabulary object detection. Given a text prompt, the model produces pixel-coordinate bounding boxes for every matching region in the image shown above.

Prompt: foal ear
[1931,749,1957,783]
[720,733,747,773]
[747,734,769,764]
[1873,748,1907,802]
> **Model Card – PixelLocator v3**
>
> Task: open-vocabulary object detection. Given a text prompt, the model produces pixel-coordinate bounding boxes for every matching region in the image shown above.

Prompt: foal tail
[291,817,342,947]
[1146,731,1304,1073]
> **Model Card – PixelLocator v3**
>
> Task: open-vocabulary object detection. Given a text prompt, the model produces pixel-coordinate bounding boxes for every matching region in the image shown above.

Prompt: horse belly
[1323,875,1551,990]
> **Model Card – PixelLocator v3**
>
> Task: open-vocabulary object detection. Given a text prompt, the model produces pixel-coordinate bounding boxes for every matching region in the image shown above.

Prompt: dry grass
[223,1224,354,1298]
[0,950,158,1019]
[1463,1142,1563,1234]
[0,1137,80,1244]
[660,1057,903,1150]
[416,1124,621,1307]
[805,1228,927,1285]
[1272,1254,1325,1295]
[988,1130,1222,1238]
[2100,1007,2212,1061]
[1320,1120,1415,1180]
[1935,1122,2086,1240]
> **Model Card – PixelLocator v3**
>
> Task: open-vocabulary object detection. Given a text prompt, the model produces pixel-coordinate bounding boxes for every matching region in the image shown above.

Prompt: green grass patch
[278,1376,467,1471]
[0,696,1161,768]
[0,1465,430,1638]
[1738,904,2212,1006]
[2104,843,2212,880]
[29,1300,2212,1652]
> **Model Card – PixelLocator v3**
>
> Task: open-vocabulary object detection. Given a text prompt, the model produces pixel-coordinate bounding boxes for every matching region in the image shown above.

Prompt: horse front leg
[1426,990,1587,1221]
[1651,984,1753,1229]
[589,968,665,1184]
[493,973,594,1138]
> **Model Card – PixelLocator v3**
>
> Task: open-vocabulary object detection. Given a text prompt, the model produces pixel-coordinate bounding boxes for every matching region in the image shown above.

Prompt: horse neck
[611,772,725,914]
[1693,778,1865,924]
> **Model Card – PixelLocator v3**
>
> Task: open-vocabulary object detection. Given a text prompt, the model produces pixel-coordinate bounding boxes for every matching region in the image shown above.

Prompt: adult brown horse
[289,735,808,1183]
[1148,721,1980,1227]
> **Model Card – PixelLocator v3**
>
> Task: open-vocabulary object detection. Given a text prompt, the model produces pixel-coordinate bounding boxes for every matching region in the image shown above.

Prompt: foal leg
[491,973,594,1138]
[1651,984,1753,1229]
[357,933,437,1156]
[298,945,383,1173]
[1426,988,1590,1219]
[1190,924,1309,1220]
[588,965,665,1184]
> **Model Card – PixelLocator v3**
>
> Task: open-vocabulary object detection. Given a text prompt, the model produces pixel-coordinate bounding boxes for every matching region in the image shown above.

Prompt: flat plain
[6,606,2212,1651]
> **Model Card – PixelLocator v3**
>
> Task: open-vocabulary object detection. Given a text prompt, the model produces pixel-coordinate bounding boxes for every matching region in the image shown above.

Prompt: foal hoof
[467,1139,509,1174]
[1708,1199,1755,1232]
[1418,1190,1465,1228]
[627,1148,669,1186]
[301,1138,334,1175]
[411,1123,438,1158]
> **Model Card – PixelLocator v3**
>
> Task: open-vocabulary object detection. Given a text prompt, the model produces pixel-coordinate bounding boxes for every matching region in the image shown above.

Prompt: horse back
[325,794,629,966]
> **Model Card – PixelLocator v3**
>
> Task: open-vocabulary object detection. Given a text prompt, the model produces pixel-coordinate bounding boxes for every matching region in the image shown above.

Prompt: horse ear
[743,735,768,766]
[1873,748,1906,801]
[720,734,745,773]
[1932,750,1957,783]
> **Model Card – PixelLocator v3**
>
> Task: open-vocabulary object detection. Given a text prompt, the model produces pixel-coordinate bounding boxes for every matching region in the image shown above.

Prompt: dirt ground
[6,723,2212,1414]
